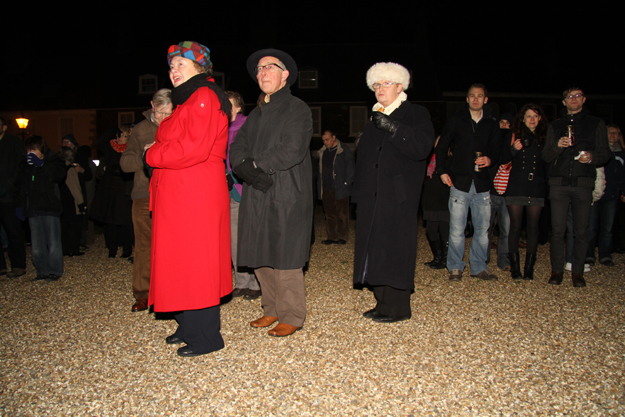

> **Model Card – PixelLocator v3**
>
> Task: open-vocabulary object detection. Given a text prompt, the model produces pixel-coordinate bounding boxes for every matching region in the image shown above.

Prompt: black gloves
[233,158,273,193]
[372,112,399,134]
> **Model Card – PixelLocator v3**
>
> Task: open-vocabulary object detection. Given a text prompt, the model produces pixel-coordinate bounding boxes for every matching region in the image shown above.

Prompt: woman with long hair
[500,104,549,280]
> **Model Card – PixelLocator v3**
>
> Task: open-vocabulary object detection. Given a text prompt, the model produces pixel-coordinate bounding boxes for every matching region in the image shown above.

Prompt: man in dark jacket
[435,84,500,281]
[0,117,26,277]
[542,87,611,287]
[318,130,355,245]
[16,136,66,281]
[230,49,313,338]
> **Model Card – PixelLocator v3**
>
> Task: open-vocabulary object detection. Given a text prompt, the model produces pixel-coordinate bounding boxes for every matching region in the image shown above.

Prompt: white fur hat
[366,62,410,91]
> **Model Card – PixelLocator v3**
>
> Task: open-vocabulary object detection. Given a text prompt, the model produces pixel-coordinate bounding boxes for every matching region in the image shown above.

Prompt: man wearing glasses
[230,49,313,337]
[120,88,172,312]
[542,87,611,287]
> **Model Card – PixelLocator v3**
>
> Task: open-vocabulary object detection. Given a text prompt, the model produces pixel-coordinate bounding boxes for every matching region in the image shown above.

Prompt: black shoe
[585,257,595,266]
[166,335,184,345]
[34,275,48,281]
[363,308,381,319]
[372,314,411,323]
[321,239,338,245]
[231,288,248,297]
[523,253,536,281]
[67,252,85,257]
[121,252,132,258]
[45,274,61,282]
[572,273,586,288]
[337,239,347,245]
[509,252,522,280]
[548,271,563,285]
[600,259,615,267]
[243,290,261,300]
[177,345,211,357]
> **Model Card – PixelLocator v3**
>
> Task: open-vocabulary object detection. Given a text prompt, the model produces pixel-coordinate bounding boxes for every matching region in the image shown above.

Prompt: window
[139,74,158,95]
[299,70,318,89]
[60,118,74,138]
[118,112,135,128]
[213,72,225,89]
[349,106,368,137]
[310,106,321,136]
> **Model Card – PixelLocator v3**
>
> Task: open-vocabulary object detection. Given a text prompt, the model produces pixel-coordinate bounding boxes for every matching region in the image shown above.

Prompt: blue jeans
[488,194,510,269]
[447,183,491,274]
[587,199,618,262]
[29,215,63,276]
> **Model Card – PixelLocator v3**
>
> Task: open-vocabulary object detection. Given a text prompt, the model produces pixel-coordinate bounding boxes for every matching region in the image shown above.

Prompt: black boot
[509,252,522,279]
[523,253,536,281]
[424,239,442,267]
[432,241,448,270]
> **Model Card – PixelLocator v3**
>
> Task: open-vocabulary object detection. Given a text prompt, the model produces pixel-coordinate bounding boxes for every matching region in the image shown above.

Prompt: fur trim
[366,62,410,91]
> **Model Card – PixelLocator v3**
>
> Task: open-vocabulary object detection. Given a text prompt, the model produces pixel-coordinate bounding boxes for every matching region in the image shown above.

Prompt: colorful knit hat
[167,41,212,68]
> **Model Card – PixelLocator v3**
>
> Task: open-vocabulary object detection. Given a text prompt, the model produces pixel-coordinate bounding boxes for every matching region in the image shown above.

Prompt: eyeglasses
[255,63,285,75]
[372,82,396,90]
[154,108,172,117]
[566,93,584,100]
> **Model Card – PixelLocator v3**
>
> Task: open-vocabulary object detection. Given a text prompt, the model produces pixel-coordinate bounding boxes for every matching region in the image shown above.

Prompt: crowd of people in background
[2,43,624,358]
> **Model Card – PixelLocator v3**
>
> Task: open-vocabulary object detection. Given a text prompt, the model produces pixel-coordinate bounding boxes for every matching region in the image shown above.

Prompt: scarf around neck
[372,91,408,115]
[171,73,232,117]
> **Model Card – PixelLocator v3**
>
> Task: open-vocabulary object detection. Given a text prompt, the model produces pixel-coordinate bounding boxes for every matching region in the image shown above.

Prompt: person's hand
[558,136,571,148]
[440,173,453,187]
[252,173,273,192]
[371,112,399,133]
[27,153,44,167]
[74,164,85,173]
[476,156,491,168]
[578,151,592,164]
[513,139,523,150]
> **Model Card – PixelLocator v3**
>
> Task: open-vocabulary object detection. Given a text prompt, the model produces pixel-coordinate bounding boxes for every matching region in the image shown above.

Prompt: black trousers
[173,305,224,354]
[373,285,411,317]
[550,185,593,274]
[0,202,26,270]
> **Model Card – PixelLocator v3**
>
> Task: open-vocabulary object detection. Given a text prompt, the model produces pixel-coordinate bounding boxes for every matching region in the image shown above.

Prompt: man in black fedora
[230,49,313,337]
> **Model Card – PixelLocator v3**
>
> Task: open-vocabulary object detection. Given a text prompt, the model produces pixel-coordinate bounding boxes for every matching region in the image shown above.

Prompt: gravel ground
[2,206,624,416]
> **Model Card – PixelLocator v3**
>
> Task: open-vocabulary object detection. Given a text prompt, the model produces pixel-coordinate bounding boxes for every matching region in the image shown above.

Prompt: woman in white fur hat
[352,62,435,323]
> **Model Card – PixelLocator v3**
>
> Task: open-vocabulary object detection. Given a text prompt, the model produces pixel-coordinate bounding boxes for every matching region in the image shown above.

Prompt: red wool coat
[146,86,232,312]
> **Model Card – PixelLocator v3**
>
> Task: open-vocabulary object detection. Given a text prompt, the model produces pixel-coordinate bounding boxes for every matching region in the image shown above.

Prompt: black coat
[435,106,500,193]
[89,136,133,226]
[352,101,435,289]
[229,85,313,270]
[499,130,548,199]
[15,151,66,217]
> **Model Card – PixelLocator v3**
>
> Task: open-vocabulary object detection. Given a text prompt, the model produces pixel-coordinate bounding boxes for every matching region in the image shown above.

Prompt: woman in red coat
[145,41,232,357]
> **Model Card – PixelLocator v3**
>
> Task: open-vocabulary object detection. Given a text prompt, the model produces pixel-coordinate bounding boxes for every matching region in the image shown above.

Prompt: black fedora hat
[246,48,298,86]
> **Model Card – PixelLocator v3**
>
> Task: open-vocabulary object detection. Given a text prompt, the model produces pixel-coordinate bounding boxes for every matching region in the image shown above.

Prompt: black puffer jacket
[542,107,611,187]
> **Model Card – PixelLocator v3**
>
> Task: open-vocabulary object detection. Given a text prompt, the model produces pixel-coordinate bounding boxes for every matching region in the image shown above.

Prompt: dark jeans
[29,215,63,276]
[322,190,350,242]
[0,202,26,271]
[550,185,593,274]
[587,199,618,262]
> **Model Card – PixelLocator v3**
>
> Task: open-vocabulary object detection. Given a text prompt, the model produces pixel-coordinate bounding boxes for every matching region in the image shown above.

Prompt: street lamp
[15,114,29,140]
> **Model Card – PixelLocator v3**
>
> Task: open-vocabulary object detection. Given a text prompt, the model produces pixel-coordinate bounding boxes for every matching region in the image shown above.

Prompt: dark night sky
[1,5,621,111]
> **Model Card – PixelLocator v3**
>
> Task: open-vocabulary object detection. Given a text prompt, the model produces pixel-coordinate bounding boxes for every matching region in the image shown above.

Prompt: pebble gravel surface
[2,207,624,416]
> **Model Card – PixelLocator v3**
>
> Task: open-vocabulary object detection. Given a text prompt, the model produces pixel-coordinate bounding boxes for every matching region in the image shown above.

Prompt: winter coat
[89,133,133,225]
[145,85,232,312]
[226,112,247,200]
[542,106,611,187]
[499,129,548,199]
[317,140,355,200]
[0,133,26,204]
[15,151,66,217]
[435,105,500,193]
[352,101,435,289]
[600,151,625,201]
[120,109,157,200]
[229,85,313,270]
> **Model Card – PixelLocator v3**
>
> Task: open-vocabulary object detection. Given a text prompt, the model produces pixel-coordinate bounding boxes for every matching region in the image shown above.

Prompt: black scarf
[171,73,232,117]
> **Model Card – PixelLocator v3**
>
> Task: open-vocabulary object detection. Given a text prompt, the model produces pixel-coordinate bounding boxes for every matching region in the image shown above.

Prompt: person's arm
[542,124,564,163]
[146,89,225,170]
[379,105,435,164]
[121,126,148,173]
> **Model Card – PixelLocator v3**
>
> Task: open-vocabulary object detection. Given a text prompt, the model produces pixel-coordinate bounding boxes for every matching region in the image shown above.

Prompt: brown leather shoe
[132,298,148,312]
[268,323,300,337]
[250,316,278,328]
[572,273,586,288]
[548,271,563,285]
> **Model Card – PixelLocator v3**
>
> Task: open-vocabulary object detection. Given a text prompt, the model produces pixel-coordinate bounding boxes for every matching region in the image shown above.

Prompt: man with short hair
[435,83,500,281]
[230,49,313,337]
[0,117,27,277]
[318,129,355,245]
[542,87,611,287]
[121,88,172,312]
